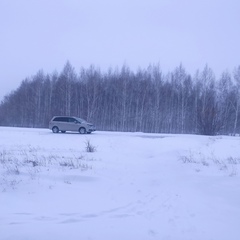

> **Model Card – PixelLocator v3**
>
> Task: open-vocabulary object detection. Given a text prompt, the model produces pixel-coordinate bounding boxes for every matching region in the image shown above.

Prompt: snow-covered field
[0,127,240,240]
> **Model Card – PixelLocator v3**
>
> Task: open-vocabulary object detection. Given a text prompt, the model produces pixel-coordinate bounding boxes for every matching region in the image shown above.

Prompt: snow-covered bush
[85,139,97,153]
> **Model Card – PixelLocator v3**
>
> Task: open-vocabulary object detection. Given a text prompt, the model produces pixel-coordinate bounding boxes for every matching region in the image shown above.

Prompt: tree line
[0,62,240,135]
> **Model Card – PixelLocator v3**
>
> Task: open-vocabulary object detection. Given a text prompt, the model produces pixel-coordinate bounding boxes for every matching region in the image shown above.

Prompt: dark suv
[49,116,96,134]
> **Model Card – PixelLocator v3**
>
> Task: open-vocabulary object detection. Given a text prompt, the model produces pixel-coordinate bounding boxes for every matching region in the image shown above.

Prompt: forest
[0,62,240,136]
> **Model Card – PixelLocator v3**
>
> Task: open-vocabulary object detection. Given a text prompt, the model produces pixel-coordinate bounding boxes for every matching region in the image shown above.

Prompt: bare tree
[232,66,240,135]
[0,62,239,135]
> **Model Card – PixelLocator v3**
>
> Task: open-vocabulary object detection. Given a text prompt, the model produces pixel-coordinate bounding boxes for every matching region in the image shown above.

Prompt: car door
[67,117,79,131]
[59,117,70,131]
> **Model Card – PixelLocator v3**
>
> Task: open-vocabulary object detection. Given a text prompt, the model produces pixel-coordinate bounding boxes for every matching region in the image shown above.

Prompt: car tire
[52,126,59,133]
[61,131,66,133]
[79,127,86,134]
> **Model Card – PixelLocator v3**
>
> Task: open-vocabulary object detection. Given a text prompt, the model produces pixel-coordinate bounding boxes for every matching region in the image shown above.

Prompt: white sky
[0,0,240,101]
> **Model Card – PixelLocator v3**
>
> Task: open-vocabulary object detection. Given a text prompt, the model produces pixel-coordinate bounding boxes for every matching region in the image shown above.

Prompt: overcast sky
[1,0,240,101]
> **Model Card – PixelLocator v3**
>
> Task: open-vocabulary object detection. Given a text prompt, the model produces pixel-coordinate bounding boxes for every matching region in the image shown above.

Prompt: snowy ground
[0,127,240,240]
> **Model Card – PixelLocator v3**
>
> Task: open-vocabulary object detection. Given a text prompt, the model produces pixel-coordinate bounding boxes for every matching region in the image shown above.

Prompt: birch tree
[232,66,240,135]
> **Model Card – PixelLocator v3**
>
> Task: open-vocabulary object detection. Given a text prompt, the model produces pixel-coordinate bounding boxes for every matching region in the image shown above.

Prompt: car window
[53,117,68,122]
[75,117,86,123]
[68,118,76,123]
[53,117,61,121]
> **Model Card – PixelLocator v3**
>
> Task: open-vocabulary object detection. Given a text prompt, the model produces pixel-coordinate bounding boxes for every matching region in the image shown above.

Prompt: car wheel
[61,131,66,133]
[79,127,86,134]
[52,126,59,133]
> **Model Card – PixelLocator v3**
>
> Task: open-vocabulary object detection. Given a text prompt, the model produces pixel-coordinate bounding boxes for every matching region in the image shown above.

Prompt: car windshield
[75,117,87,123]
